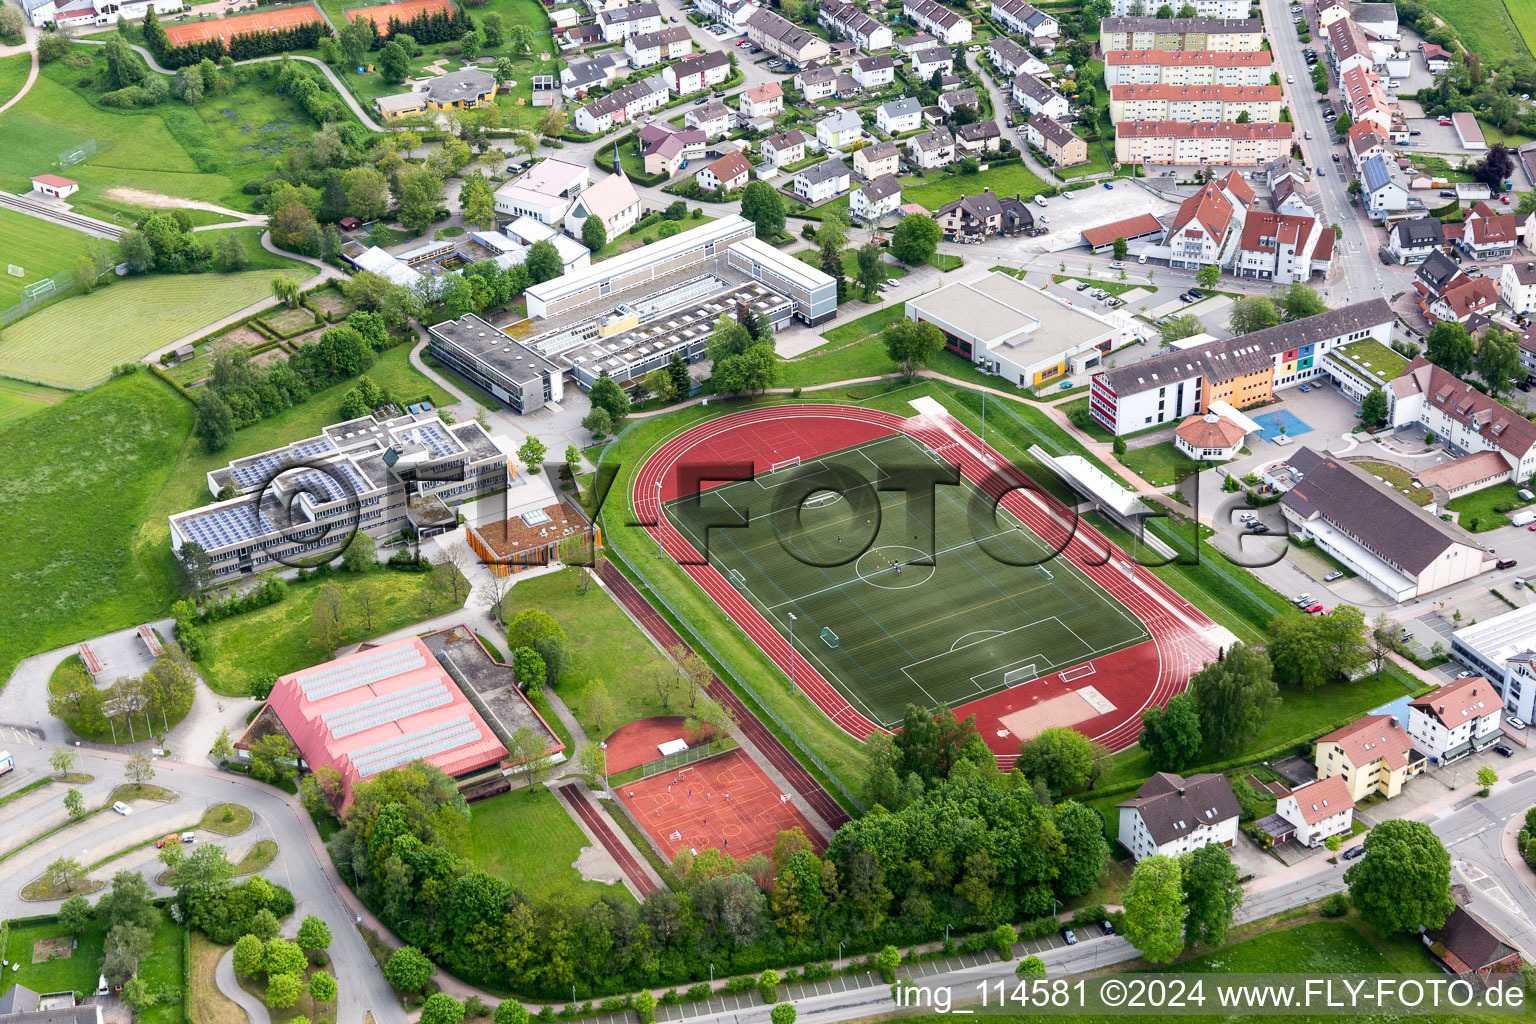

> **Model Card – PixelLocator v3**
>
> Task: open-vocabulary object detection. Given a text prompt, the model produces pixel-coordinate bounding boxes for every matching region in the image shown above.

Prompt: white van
[1033,194,1049,208]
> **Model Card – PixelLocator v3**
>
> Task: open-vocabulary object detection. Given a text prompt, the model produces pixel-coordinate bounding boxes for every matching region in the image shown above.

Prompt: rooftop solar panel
[300,646,427,700]
[324,680,453,738]
[349,715,482,775]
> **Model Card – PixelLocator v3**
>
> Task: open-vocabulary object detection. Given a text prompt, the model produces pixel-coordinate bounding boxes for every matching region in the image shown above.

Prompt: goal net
[768,455,801,473]
[1002,664,1038,686]
[819,626,839,648]
[58,139,96,168]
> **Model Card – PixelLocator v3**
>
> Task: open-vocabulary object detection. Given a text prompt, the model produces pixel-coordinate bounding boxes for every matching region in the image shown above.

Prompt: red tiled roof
[1080,213,1163,248]
[1468,202,1517,244]
[1175,412,1246,448]
[1312,229,1335,262]
[1173,181,1234,243]
[30,174,77,188]
[1411,676,1498,728]
[1282,774,1353,825]
[1440,276,1499,318]
[1318,714,1417,771]
[1239,210,1311,253]
[702,151,752,184]
[1222,169,1254,206]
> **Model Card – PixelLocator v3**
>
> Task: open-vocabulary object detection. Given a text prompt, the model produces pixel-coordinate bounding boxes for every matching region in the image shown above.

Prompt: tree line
[139,8,335,68]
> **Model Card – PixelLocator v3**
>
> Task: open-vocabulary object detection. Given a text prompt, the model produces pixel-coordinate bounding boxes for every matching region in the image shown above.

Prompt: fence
[602,541,865,815]
[1,268,82,326]
[609,737,738,787]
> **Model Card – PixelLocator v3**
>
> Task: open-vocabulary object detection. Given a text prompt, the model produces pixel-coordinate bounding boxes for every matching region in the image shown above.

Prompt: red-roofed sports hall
[630,406,1225,769]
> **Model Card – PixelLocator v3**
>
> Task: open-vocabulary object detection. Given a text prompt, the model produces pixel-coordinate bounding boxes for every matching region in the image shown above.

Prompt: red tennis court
[604,716,689,776]
[347,0,454,27]
[617,748,825,863]
[163,4,324,46]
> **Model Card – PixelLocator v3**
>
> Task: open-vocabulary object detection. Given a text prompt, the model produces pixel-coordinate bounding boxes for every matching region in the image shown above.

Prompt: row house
[1315,0,1349,29]
[817,108,864,151]
[1327,17,1374,79]
[1233,210,1329,285]
[1340,66,1392,133]
[1012,72,1069,120]
[597,2,662,43]
[877,97,923,134]
[819,0,893,50]
[1025,113,1087,167]
[1461,202,1518,260]
[746,9,831,68]
[684,99,735,138]
[851,174,903,222]
[761,128,810,167]
[907,126,957,170]
[910,45,955,80]
[903,0,972,45]
[1108,0,1249,16]
[1114,120,1294,167]
[664,51,732,95]
[1109,83,1283,124]
[696,151,752,192]
[796,66,839,101]
[991,0,1057,51]
[625,25,692,68]
[1103,48,1274,88]
[854,140,900,179]
[792,158,851,203]
[852,54,896,90]
[740,81,784,119]
[955,120,1002,153]
[573,75,668,134]
[1098,15,1264,52]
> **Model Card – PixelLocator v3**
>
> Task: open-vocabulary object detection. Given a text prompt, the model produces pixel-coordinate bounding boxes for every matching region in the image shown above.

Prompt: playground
[616,748,824,863]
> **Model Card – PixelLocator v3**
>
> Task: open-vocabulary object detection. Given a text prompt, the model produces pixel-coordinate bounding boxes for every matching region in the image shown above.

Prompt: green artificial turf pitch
[664,432,1149,728]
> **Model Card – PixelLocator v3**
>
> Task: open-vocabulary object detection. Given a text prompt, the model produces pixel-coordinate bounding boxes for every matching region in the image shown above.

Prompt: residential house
[817,108,864,151]
[1341,65,1392,133]
[559,52,630,99]
[1326,17,1374,78]
[697,151,753,193]
[1499,260,1536,314]
[565,172,642,239]
[1353,2,1400,40]
[851,174,903,222]
[903,0,972,45]
[1389,356,1536,480]
[793,158,851,202]
[1233,210,1324,284]
[1387,218,1445,265]
[1025,113,1087,167]
[854,140,901,180]
[852,55,897,90]
[992,0,1057,50]
[938,88,979,119]
[1164,180,1239,270]
[740,81,785,118]
[761,128,810,168]
[1109,83,1283,123]
[746,9,831,68]
[1315,0,1349,28]
[597,2,663,42]
[955,120,1002,153]
[625,25,692,68]
[1407,676,1503,764]
[637,125,706,176]
[1116,772,1240,862]
[493,158,591,223]
[1462,202,1518,260]
[573,75,668,134]
[796,66,839,102]
[1271,775,1355,848]
[664,51,732,95]
[1424,273,1499,326]
[1098,16,1265,52]
[909,45,955,81]
[1314,714,1428,800]
[1346,121,1388,173]
[1423,907,1524,983]
[685,99,736,139]
[819,0,892,50]
[906,126,956,170]
[877,97,924,134]
[933,190,1033,240]
[1360,154,1412,220]
[1103,48,1274,87]
[1012,72,1069,119]
[696,0,760,31]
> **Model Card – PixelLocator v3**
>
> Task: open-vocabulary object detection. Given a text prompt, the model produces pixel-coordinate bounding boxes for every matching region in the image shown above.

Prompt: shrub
[1319,892,1349,918]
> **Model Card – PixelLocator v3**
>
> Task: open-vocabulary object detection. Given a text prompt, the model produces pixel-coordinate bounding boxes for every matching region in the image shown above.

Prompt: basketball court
[616,748,824,863]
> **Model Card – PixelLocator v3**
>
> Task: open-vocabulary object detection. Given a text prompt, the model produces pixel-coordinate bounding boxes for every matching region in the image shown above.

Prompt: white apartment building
[877,98,924,134]
[1117,772,1240,863]
[852,55,897,89]
[597,2,663,42]
[851,175,903,222]
[625,26,692,68]
[1273,775,1354,848]
[1104,49,1274,87]
[1407,677,1504,764]
[903,0,972,45]
[1387,359,1536,483]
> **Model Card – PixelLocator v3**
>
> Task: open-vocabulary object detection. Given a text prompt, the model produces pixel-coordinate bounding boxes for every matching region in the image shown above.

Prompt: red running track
[630,405,1223,763]
[557,782,660,898]
[598,562,853,830]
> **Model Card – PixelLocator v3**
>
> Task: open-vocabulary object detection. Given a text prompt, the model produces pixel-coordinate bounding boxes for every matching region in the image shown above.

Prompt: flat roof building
[906,271,1134,387]
[427,313,566,413]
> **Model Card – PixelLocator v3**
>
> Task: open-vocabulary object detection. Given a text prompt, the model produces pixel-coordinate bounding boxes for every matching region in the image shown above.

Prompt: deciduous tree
[1345,819,1455,934]
[891,213,941,266]
[1138,691,1202,771]
[1123,854,1183,963]
[1016,726,1096,796]
[1187,643,1279,751]
[882,317,944,379]
[1181,843,1242,947]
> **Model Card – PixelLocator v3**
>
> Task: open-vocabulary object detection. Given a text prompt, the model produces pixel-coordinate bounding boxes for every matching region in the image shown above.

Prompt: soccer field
[664,433,1150,729]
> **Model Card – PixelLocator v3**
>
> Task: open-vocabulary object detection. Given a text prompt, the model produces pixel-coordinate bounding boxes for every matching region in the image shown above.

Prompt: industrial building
[1452,603,1536,723]
[904,271,1135,388]
[169,411,511,584]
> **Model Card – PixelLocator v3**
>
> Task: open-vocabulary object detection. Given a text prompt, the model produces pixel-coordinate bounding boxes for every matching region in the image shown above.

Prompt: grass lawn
[190,934,245,1024]
[1053,274,1151,297]
[0,377,70,430]
[1116,440,1197,486]
[1333,336,1407,386]
[899,163,1052,211]
[1420,0,1526,64]
[818,304,910,347]
[1352,460,1433,507]
[1447,481,1534,532]
[2,918,183,1024]
[0,268,308,389]
[0,373,191,686]
[0,208,98,310]
[927,252,963,272]
[234,838,278,874]
[0,53,28,110]
[468,785,635,904]
[195,566,466,696]
[781,336,898,387]
[508,567,685,740]
[238,961,336,1024]
[199,802,254,835]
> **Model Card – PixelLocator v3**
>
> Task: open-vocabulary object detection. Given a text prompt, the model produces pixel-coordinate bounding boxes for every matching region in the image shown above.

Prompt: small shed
[30,174,79,200]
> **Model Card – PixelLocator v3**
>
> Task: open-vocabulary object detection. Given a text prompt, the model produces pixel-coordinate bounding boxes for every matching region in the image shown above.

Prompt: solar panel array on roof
[178,502,277,550]
[350,715,482,776]
[232,439,335,488]
[396,422,458,458]
[300,646,427,701]
[322,679,453,738]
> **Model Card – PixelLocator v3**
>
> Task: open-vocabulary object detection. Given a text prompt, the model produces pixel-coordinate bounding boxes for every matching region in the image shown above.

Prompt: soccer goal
[819,626,839,648]
[58,139,97,168]
[1002,663,1038,686]
[768,455,801,473]
[728,567,746,585]
[6,265,22,279]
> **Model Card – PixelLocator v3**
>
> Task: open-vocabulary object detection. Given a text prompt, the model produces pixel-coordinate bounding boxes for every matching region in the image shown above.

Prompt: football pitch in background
[665,433,1151,728]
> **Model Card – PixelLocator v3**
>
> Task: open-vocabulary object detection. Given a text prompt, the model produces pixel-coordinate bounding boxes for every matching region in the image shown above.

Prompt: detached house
[1361,154,1411,220]
[796,66,839,102]
[1424,907,1524,984]
[903,0,972,45]
[909,46,955,80]
[1270,774,1355,849]
[987,38,1033,77]
[1407,676,1504,764]
[1461,202,1518,260]
[740,82,784,119]
[852,55,896,90]
[1012,72,1069,120]
[1315,714,1428,801]
[1164,180,1239,270]
[625,25,692,68]
[761,129,810,168]
[1026,113,1087,167]
[1499,260,1536,314]
[938,88,979,119]
[854,140,901,180]
[793,158,851,202]
[852,174,903,222]
[991,0,1058,51]
[817,109,864,151]
[696,151,753,193]
[664,51,732,95]
[637,125,706,176]
[933,190,1033,240]
[1387,217,1445,265]
[877,97,924,135]
[906,126,956,170]
[1233,210,1325,285]
[597,2,663,42]
[955,120,1002,153]
[1117,772,1240,863]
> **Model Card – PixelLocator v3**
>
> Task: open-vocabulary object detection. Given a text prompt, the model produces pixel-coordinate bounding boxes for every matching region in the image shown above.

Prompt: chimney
[1177,788,1185,796]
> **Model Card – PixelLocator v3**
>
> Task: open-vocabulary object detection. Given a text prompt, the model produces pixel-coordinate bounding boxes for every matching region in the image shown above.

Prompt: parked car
[1099,919,1114,935]
[1410,129,1422,136]
[1439,117,1453,125]
[1342,845,1365,860]
[1103,182,1115,189]
[1304,130,1312,139]
[1187,287,1204,298]
[1179,292,1195,303]
[1076,281,1091,291]
[1294,593,1312,605]
[1495,744,1515,757]
[1510,716,1528,730]
[1324,570,1344,582]
[1287,75,1294,83]
[1250,523,1270,534]
[1034,194,1049,208]
[1060,928,1077,946]
[1318,167,1326,176]
[1333,153,1341,162]
[1503,195,1512,204]
[1439,190,1458,198]
[1138,253,1148,263]
[1304,602,1323,613]
[1499,558,1519,570]
[112,802,131,815]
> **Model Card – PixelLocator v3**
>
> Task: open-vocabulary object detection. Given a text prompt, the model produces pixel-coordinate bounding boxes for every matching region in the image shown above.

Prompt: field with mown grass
[900,162,1052,210]
[0,209,99,311]
[468,785,636,903]
[1420,0,1526,63]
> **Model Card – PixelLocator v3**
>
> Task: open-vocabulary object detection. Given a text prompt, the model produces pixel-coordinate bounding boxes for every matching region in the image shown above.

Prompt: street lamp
[600,741,608,793]
[787,613,797,696]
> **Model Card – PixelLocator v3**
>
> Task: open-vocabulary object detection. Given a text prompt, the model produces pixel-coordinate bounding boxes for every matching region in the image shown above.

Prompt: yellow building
[376,68,498,122]
[1314,715,1428,801]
